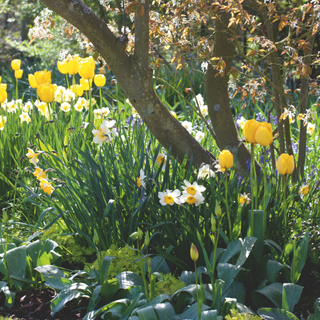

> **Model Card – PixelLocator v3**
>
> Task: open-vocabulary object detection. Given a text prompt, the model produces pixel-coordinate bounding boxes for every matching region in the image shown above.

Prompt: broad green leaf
[170,302,209,320]
[132,294,170,315]
[253,283,283,309]
[282,283,303,312]
[116,271,144,289]
[35,265,66,278]
[136,305,159,320]
[267,260,283,283]
[100,278,120,303]
[180,266,209,285]
[315,298,320,319]
[119,292,144,320]
[236,236,257,267]
[87,285,102,312]
[217,263,242,292]
[257,307,299,320]
[223,281,246,304]
[154,302,176,320]
[222,297,237,318]
[231,207,242,241]
[201,309,218,320]
[6,246,27,291]
[219,239,242,264]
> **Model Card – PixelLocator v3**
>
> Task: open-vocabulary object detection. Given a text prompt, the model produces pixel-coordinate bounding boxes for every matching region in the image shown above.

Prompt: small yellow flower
[156,153,167,166]
[15,69,23,79]
[26,148,40,165]
[276,154,295,175]
[239,193,251,206]
[300,186,309,197]
[33,167,47,181]
[94,74,106,87]
[11,59,21,71]
[39,178,54,195]
[219,150,233,172]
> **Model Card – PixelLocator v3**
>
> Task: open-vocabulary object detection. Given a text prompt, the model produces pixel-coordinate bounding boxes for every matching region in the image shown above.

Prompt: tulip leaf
[257,307,299,320]
[282,283,303,312]
[267,260,283,283]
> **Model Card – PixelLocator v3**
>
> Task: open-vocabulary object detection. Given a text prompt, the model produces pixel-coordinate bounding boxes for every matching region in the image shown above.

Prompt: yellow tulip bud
[15,69,23,79]
[67,59,79,75]
[219,149,233,172]
[0,88,7,103]
[215,202,222,218]
[37,83,55,103]
[78,57,95,79]
[34,70,52,86]
[190,243,199,262]
[276,153,295,175]
[255,122,273,147]
[57,60,69,74]
[80,78,92,90]
[11,59,21,71]
[70,84,84,97]
[94,74,106,87]
[243,119,260,144]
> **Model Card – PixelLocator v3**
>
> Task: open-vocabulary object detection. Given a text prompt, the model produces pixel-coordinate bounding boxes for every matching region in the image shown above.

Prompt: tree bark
[205,12,254,176]
[40,0,215,167]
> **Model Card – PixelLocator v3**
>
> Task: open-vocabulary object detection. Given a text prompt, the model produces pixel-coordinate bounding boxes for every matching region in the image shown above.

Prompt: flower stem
[250,143,255,235]
[225,172,231,239]
[262,146,267,246]
[194,260,199,303]
[16,78,18,101]
[283,175,288,251]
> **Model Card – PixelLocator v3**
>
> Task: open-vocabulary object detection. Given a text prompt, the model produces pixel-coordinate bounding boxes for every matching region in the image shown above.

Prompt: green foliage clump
[85,244,184,296]
[225,309,262,320]
[41,220,95,265]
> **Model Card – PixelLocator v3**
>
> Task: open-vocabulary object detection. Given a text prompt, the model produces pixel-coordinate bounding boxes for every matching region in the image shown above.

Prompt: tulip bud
[215,202,222,218]
[137,227,143,240]
[276,153,295,175]
[219,150,233,172]
[15,69,23,79]
[190,243,199,262]
[130,231,139,241]
[145,231,150,247]
[11,59,21,71]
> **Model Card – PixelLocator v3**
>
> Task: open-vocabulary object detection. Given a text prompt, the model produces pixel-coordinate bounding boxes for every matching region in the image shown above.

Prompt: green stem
[66,74,69,89]
[283,175,288,251]
[262,146,267,246]
[138,239,149,301]
[16,78,18,101]
[250,143,255,236]
[194,260,199,303]
[100,87,102,109]
[226,171,231,239]
[211,218,220,282]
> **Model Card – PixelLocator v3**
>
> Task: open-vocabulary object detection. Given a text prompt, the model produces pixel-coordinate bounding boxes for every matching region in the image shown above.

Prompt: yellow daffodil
[39,178,54,195]
[33,167,47,181]
[26,148,40,165]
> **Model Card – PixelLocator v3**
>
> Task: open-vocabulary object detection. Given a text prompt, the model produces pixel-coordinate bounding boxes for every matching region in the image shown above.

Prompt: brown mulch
[0,287,87,320]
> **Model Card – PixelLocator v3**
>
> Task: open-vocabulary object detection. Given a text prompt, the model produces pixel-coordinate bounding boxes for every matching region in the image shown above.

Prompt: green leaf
[87,285,102,312]
[6,246,27,291]
[132,294,171,315]
[100,255,116,283]
[0,281,15,308]
[119,292,145,320]
[217,263,242,292]
[35,265,66,278]
[51,283,92,316]
[231,207,242,241]
[314,298,320,319]
[223,281,246,304]
[116,271,144,289]
[291,230,309,283]
[236,237,257,267]
[222,297,237,318]
[171,302,210,320]
[267,260,283,283]
[282,283,303,312]
[136,305,159,320]
[201,309,218,320]
[100,278,120,303]
[219,239,242,264]
[253,283,283,309]
[45,277,73,291]
[257,307,299,320]
[154,302,176,320]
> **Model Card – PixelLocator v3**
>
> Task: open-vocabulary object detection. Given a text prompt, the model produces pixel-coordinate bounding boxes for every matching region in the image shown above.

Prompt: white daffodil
[60,102,71,112]
[19,112,31,124]
[197,164,215,180]
[158,189,181,206]
[307,122,315,135]
[182,180,206,196]
[136,169,146,188]
[23,101,33,113]
[180,191,205,206]
[0,115,7,130]
[195,131,204,142]
[26,148,40,165]
[92,119,118,145]
[181,120,193,133]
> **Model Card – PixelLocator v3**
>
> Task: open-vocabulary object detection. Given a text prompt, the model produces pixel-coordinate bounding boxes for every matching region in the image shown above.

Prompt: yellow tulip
[57,60,69,74]
[94,74,106,87]
[0,76,2,82]
[78,57,95,79]
[38,83,55,103]
[28,74,38,88]
[243,119,260,144]
[276,153,294,175]
[67,59,79,75]
[80,78,92,90]
[0,88,7,103]
[11,59,21,71]
[0,83,7,91]
[255,122,273,146]
[15,69,23,79]
[219,149,233,172]
[190,243,199,262]
[34,71,52,86]
[70,84,84,97]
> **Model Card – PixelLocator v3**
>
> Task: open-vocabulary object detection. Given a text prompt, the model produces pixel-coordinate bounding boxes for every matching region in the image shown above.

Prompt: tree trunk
[205,12,255,176]
[40,0,215,167]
